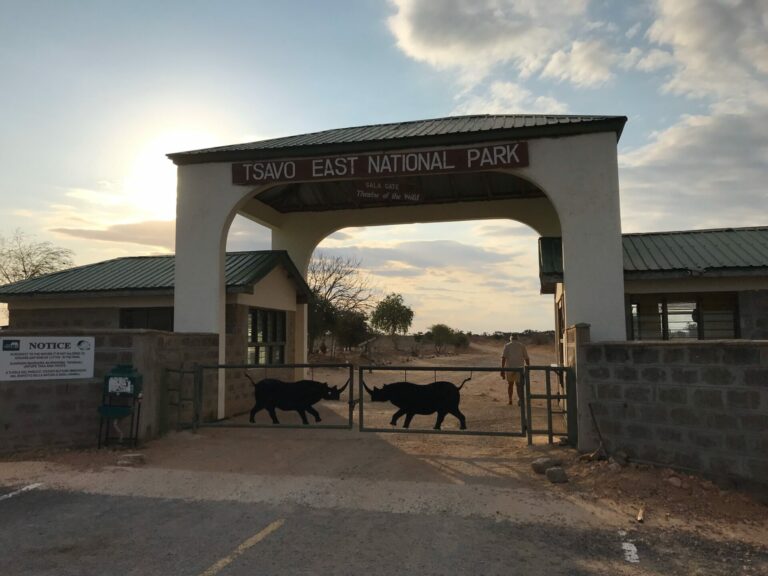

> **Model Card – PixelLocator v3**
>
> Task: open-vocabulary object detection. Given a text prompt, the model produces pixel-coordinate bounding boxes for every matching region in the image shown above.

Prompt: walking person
[500,334,529,406]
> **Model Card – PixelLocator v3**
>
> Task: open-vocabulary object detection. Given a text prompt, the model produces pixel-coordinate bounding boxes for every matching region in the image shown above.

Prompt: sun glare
[122,131,220,221]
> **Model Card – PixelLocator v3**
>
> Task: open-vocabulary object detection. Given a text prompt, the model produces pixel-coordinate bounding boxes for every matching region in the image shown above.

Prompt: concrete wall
[740,290,768,340]
[580,340,768,486]
[0,329,218,454]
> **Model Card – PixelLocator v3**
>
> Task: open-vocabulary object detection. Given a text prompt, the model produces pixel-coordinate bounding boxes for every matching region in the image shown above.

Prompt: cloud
[617,0,768,233]
[320,240,514,272]
[451,81,568,115]
[52,220,175,251]
[541,40,617,87]
[620,110,768,232]
[387,0,591,86]
[647,0,768,106]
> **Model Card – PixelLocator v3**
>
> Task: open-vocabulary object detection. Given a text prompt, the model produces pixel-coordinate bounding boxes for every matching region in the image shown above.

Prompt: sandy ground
[1,337,766,574]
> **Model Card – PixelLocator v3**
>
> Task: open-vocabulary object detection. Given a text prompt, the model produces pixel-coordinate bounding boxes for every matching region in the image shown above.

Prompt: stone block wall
[0,329,218,454]
[581,340,768,486]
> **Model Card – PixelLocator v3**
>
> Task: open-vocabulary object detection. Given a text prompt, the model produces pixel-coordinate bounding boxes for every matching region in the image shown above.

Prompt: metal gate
[358,364,576,444]
[525,365,577,445]
[358,366,527,437]
[169,363,355,430]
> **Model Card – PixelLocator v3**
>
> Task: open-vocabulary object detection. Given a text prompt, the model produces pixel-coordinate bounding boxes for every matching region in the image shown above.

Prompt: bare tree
[307,252,375,313]
[0,229,74,284]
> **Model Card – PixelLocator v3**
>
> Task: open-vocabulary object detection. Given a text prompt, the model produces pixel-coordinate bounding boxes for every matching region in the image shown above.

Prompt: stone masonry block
[692,389,724,409]
[641,367,667,383]
[725,434,747,451]
[599,419,623,436]
[610,402,636,420]
[639,405,668,424]
[662,348,686,364]
[705,412,738,430]
[624,385,653,402]
[658,386,688,404]
[109,334,134,348]
[585,346,602,363]
[614,366,638,381]
[701,366,735,386]
[726,389,761,410]
[723,348,760,366]
[588,401,609,417]
[631,348,659,364]
[605,346,630,363]
[587,367,610,380]
[596,383,622,400]
[688,430,721,449]
[690,347,721,364]
[671,368,699,385]
[740,413,768,431]
[626,423,652,439]
[656,427,684,443]
[669,407,700,427]
[744,369,768,387]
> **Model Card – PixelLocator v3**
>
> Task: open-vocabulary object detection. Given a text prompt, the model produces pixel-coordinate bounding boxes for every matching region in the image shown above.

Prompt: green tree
[428,323,454,354]
[335,310,369,350]
[370,293,413,349]
[0,229,74,284]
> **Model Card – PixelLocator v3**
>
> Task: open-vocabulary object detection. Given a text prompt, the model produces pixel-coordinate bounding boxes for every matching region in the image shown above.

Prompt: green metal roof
[168,114,627,165]
[0,251,312,301]
[539,226,768,291]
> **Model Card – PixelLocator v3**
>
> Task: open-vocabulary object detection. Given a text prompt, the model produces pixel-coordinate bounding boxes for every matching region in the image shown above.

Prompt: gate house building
[1,115,766,486]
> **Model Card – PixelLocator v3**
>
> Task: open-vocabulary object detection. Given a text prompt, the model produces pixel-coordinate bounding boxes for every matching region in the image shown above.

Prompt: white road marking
[0,483,43,502]
[199,518,285,576]
[618,530,640,564]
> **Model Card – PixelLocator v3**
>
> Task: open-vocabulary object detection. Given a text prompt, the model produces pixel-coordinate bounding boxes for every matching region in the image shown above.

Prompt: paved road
[0,481,764,576]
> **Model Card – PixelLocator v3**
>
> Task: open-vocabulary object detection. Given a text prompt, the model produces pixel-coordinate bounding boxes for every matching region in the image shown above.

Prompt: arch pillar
[175,163,249,419]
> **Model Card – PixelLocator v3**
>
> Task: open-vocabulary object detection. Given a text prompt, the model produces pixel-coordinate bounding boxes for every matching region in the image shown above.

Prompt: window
[247,308,286,365]
[120,307,174,331]
[628,293,738,340]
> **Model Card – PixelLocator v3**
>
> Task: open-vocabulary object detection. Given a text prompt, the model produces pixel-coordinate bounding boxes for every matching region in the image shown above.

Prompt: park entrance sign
[232,141,529,185]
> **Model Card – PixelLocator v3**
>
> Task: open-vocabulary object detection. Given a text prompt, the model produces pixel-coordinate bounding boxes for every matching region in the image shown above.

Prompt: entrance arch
[168,114,627,430]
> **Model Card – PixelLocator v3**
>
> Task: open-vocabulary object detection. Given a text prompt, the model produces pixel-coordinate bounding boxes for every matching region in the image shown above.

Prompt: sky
[1,0,766,332]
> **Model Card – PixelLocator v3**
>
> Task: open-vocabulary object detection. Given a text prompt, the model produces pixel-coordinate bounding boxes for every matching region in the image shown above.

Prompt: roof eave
[167,117,628,166]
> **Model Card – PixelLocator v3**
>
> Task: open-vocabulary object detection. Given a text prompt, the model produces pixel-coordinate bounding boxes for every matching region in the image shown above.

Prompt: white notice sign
[0,336,95,381]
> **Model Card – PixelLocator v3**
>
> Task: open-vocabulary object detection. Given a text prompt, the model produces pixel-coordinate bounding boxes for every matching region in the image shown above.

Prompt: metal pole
[525,368,533,445]
[358,366,365,431]
[545,369,554,444]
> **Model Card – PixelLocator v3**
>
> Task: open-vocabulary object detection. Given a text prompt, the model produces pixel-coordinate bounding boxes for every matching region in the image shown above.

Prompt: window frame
[247,308,286,365]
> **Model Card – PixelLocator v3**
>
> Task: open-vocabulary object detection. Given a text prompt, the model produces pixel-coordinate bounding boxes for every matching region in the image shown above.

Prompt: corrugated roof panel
[168,114,627,163]
[0,251,311,299]
[541,227,768,278]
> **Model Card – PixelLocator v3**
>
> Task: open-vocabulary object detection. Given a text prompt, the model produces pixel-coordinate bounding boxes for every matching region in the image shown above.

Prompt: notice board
[0,336,95,381]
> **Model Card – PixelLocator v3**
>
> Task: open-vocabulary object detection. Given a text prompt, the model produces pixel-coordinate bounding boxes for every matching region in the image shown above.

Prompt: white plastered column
[175,163,253,419]
[517,132,626,341]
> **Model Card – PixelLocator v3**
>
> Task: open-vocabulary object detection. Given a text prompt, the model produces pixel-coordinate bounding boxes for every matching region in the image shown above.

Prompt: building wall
[739,290,768,340]
[580,340,768,487]
[0,329,218,454]
[10,307,120,330]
